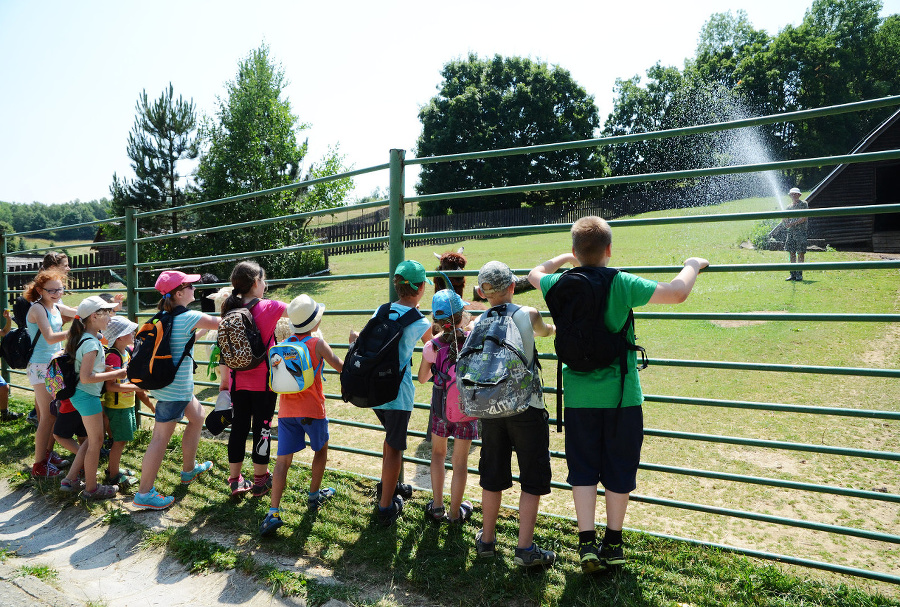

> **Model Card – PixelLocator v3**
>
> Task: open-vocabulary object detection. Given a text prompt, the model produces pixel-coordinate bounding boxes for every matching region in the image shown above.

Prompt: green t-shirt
[540,269,657,408]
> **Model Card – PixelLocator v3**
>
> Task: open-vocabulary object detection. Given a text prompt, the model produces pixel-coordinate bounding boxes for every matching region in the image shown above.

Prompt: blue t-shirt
[27,303,63,365]
[150,309,203,402]
[74,333,106,397]
[373,303,430,412]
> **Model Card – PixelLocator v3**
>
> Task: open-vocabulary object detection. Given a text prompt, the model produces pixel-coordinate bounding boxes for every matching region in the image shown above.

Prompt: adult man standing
[783,187,808,281]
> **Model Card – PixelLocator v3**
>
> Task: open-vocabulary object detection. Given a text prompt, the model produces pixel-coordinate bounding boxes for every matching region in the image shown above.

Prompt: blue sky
[1,0,898,205]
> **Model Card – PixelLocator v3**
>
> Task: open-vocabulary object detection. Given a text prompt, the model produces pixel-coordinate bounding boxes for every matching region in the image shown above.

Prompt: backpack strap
[299,335,326,379]
[27,304,52,364]
[168,307,197,371]
[378,302,424,327]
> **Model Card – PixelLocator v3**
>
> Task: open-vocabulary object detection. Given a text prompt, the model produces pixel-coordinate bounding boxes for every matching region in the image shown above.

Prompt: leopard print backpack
[217,299,268,371]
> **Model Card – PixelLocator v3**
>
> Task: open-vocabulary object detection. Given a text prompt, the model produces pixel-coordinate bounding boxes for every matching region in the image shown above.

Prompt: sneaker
[375,480,413,500]
[424,499,447,524]
[180,460,213,485]
[47,451,71,469]
[474,529,496,559]
[0,409,22,421]
[31,460,61,478]
[107,471,138,489]
[251,473,272,497]
[449,501,474,525]
[83,484,118,500]
[599,543,627,567]
[259,511,284,536]
[579,541,605,574]
[59,477,84,493]
[376,495,403,527]
[229,475,252,497]
[26,408,38,427]
[308,487,335,510]
[133,488,175,510]
[514,543,556,568]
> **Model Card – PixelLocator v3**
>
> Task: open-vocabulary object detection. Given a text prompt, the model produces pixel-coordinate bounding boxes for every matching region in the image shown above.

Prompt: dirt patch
[709,310,784,328]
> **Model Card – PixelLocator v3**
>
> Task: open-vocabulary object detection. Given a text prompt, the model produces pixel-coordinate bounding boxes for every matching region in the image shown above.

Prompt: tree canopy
[415,54,605,216]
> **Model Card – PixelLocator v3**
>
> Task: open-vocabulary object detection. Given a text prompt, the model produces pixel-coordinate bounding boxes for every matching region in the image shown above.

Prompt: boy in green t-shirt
[528,215,707,573]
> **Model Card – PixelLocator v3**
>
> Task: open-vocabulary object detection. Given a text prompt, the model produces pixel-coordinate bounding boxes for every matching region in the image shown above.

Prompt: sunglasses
[43,287,65,295]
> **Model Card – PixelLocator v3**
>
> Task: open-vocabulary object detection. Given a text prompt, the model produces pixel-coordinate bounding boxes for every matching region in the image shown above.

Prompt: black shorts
[374,409,412,451]
[564,406,643,494]
[53,410,86,440]
[478,406,551,496]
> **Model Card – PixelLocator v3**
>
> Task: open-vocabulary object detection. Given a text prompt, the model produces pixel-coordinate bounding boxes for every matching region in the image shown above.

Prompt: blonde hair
[571,216,612,265]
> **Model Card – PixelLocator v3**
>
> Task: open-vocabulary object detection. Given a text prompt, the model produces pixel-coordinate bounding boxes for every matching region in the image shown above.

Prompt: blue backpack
[268,335,323,394]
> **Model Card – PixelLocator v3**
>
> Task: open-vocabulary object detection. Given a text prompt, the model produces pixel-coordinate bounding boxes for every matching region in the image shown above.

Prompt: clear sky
[1,0,898,205]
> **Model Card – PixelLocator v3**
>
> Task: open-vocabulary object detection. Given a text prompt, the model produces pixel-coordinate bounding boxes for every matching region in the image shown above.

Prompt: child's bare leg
[78,413,105,492]
[604,490,629,532]
[572,485,598,532]
[108,441,126,476]
[430,435,448,508]
[270,453,294,510]
[138,421,176,494]
[180,398,203,473]
[53,435,81,457]
[517,491,541,548]
[310,443,328,493]
[479,489,502,542]
[379,441,402,509]
[448,437,472,517]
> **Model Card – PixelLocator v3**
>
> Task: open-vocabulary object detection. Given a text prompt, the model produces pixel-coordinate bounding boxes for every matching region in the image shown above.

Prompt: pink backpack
[430,334,476,424]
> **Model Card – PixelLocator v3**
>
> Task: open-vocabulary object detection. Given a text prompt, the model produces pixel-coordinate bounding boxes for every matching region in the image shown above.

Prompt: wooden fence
[6,250,124,307]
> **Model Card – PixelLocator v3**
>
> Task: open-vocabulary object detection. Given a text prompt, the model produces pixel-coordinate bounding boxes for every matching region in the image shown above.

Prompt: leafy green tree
[110,83,198,237]
[415,54,605,216]
[195,44,351,278]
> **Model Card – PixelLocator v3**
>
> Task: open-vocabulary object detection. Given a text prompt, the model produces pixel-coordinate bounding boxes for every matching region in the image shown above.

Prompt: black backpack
[217,299,268,371]
[544,267,647,430]
[0,303,47,369]
[128,307,195,391]
[341,303,424,408]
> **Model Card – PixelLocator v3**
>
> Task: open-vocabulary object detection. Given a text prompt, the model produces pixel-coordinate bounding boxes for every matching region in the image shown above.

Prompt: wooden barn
[806,108,900,253]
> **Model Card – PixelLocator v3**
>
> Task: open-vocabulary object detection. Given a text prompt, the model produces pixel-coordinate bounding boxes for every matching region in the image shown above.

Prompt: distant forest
[0,199,108,250]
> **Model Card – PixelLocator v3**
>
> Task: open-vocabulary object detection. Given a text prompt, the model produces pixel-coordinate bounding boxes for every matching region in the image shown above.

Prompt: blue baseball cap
[431,289,468,320]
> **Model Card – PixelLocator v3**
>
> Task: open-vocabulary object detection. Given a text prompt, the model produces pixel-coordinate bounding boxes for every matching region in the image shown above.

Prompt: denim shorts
[155,400,191,423]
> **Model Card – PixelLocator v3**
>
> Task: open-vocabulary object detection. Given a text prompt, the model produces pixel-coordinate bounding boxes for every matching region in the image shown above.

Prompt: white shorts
[27,362,49,386]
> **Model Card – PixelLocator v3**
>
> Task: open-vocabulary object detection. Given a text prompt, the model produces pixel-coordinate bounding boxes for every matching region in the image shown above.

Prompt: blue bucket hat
[431,289,468,320]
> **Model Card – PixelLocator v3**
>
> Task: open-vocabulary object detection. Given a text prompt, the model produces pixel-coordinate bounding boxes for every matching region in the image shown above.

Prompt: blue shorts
[277,417,329,455]
[70,389,103,417]
[0,374,7,387]
[155,400,191,423]
[564,406,643,494]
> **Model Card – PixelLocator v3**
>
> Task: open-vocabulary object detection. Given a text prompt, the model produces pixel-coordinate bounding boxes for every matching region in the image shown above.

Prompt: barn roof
[807,107,900,202]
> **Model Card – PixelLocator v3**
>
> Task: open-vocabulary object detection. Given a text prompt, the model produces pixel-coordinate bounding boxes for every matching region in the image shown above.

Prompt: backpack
[127,307,195,391]
[544,267,648,430]
[429,333,477,424]
[0,303,47,369]
[268,335,323,394]
[456,304,543,419]
[340,303,424,408]
[217,299,268,371]
[45,337,90,401]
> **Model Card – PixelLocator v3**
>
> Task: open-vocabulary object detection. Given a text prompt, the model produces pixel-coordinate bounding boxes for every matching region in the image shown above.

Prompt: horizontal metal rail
[648,357,900,378]
[643,394,900,420]
[5,215,125,239]
[4,263,127,277]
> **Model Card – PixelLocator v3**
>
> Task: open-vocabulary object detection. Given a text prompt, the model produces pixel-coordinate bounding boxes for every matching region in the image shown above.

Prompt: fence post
[388,149,406,301]
[124,207,138,322]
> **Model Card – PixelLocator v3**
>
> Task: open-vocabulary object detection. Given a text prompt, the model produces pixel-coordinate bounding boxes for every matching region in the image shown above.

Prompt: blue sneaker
[308,487,335,511]
[259,511,284,536]
[133,488,175,510]
[181,461,213,485]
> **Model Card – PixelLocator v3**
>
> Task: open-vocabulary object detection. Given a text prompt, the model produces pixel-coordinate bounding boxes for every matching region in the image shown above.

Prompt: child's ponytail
[65,316,86,358]
[222,261,264,314]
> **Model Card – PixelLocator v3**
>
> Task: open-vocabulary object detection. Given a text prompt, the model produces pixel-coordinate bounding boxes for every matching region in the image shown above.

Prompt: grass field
[2,196,898,605]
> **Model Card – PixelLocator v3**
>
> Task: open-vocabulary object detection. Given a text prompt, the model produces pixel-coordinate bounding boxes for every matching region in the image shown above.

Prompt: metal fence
[2,95,899,586]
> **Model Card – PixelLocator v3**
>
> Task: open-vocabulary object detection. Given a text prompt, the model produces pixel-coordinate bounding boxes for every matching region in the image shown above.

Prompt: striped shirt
[150,309,203,402]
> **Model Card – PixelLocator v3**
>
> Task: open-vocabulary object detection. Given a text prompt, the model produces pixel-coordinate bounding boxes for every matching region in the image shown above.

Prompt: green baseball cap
[394,260,433,286]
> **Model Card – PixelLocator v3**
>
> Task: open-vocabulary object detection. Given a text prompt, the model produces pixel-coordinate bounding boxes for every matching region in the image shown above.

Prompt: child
[529,215,707,573]
[52,398,86,457]
[133,271,219,510]
[59,296,125,499]
[259,295,344,535]
[417,289,476,524]
[0,310,20,422]
[219,261,289,498]
[471,261,556,568]
[350,260,432,526]
[102,315,141,488]
[25,269,78,477]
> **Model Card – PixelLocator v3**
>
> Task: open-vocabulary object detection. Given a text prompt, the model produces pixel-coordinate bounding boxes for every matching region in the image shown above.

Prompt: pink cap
[155,270,201,295]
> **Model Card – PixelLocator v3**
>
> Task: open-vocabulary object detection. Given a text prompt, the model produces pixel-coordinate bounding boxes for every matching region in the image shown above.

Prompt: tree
[195,44,351,278]
[109,84,198,236]
[415,54,606,216]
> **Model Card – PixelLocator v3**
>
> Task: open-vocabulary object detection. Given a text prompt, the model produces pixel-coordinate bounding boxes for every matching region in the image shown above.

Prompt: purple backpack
[429,334,476,424]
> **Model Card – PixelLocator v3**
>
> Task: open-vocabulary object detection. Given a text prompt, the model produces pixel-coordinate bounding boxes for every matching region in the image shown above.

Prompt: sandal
[83,484,118,500]
[424,499,447,523]
[59,477,84,493]
[449,500,474,524]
